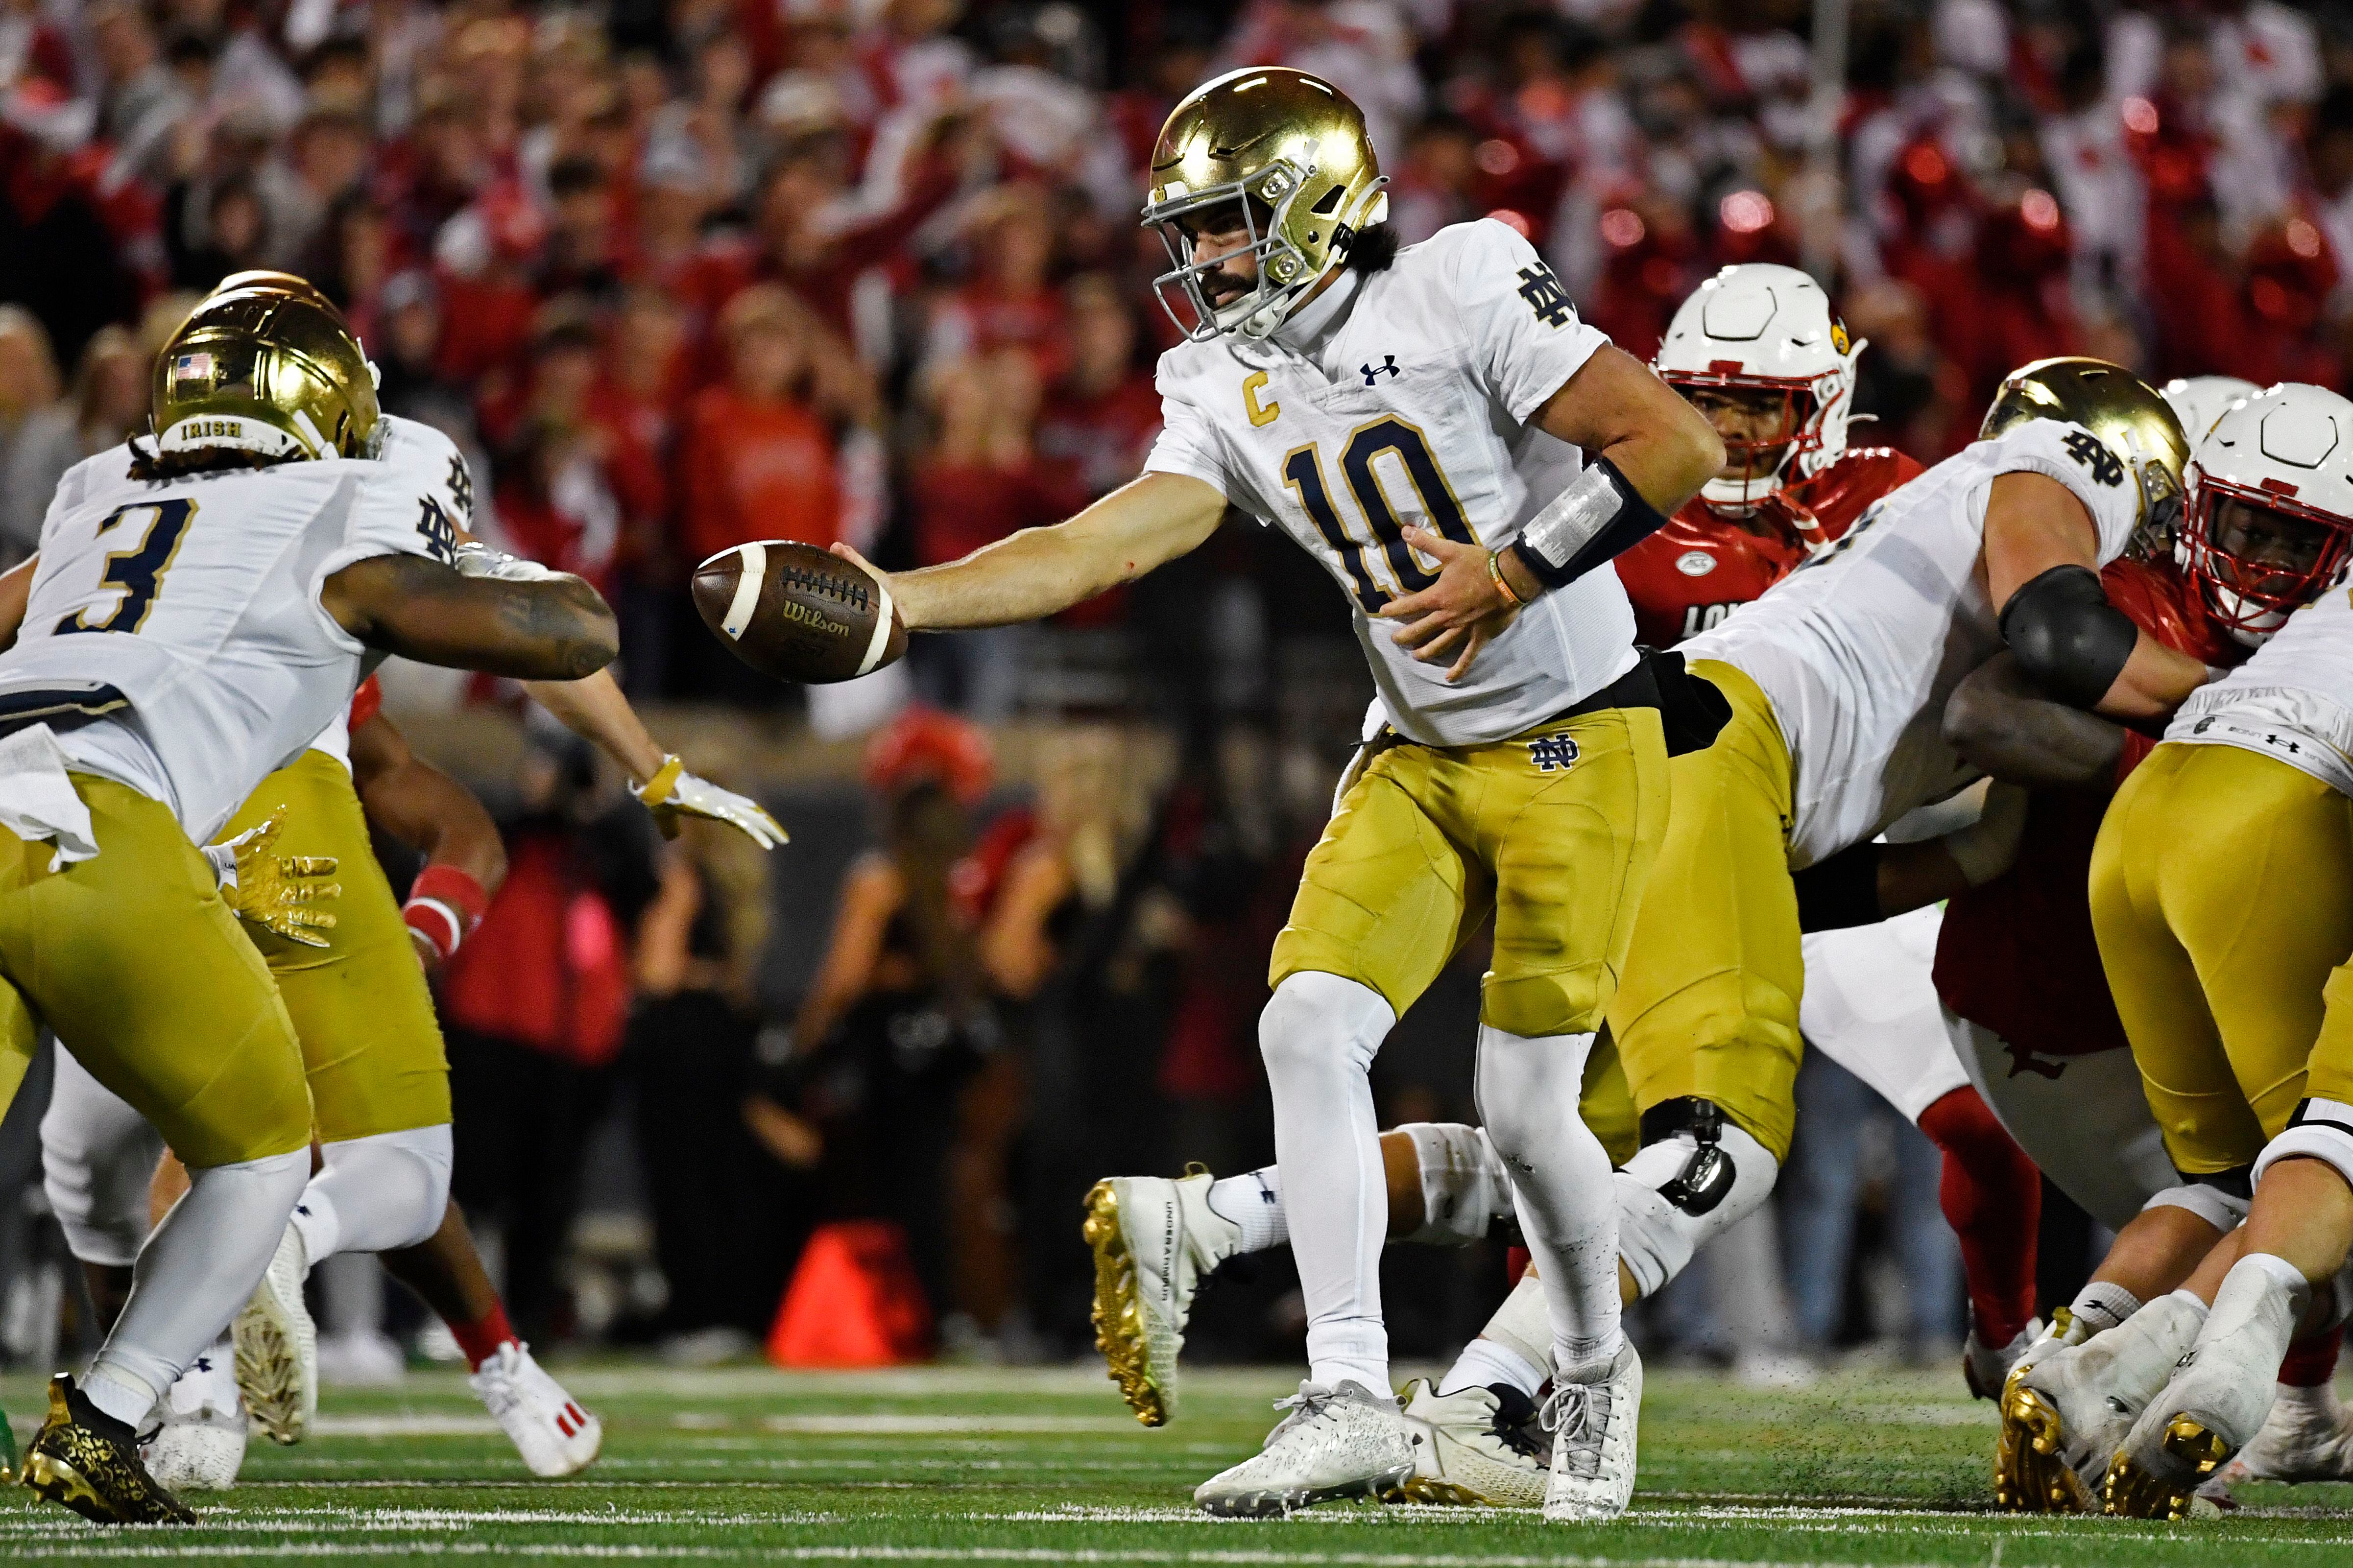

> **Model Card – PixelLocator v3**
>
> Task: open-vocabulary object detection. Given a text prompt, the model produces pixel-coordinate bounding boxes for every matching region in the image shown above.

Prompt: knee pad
[39,1057,165,1269]
[1395,1122,1512,1246]
[1613,1105,1780,1299]
[1259,973,1390,1083]
[314,1124,456,1254]
[2142,1171,2254,1233]
[2254,1099,2353,1206]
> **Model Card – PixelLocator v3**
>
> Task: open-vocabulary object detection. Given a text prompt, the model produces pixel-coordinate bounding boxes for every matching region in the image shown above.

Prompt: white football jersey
[1683,419,2145,866]
[1144,218,1639,746]
[299,414,478,772]
[2167,585,2353,798]
[1,441,463,841]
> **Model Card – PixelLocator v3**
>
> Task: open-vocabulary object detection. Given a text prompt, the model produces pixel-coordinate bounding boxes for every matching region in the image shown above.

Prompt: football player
[2161,375,2261,444]
[1980,384,2353,1518]
[837,67,1725,1519]
[0,278,617,1522]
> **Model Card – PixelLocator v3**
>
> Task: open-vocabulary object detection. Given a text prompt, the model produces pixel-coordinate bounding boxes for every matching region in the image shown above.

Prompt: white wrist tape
[1518,462,1624,572]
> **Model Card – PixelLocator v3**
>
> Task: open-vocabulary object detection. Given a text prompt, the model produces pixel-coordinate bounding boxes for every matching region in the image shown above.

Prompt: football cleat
[1994,1294,2202,1513]
[2223,1382,2353,1484]
[1543,1340,1643,1522]
[234,1223,316,1445]
[1083,1170,1241,1426]
[470,1341,602,1477]
[143,1341,247,1492]
[1393,1378,1548,1507]
[2105,1317,2287,1518]
[1963,1315,2041,1402]
[18,1375,195,1524]
[1193,1381,1415,1517]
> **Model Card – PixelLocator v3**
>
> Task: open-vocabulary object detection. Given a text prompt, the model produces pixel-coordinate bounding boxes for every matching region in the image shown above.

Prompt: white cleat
[142,1339,247,1491]
[1193,1381,1415,1517]
[1996,1294,2202,1512]
[1542,1341,1642,1522]
[2224,1382,2353,1484]
[1082,1170,1243,1426]
[1394,1378,1548,1507]
[470,1341,602,1477]
[234,1224,316,1445]
[2105,1290,2297,1519]
[1964,1316,2041,1402]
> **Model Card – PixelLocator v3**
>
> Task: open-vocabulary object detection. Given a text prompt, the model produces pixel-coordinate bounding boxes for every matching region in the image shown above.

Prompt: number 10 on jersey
[1281,416,1478,613]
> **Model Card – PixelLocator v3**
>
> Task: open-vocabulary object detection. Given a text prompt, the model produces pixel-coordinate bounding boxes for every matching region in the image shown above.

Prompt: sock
[2067,1279,2142,1339]
[449,1301,520,1371]
[89,1146,310,1426]
[1915,1088,2040,1346]
[303,1126,455,1256]
[1438,1335,1547,1401]
[81,1363,158,1429]
[1395,1122,1513,1246]
[1207,1168,1287,1254]
[1475,1024,1621,1379]
[1261,973,1396,1394]
[2281,1325,2343,1387]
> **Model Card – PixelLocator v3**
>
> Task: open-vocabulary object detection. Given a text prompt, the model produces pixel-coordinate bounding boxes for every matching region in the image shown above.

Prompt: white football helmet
[2160,375,2261,443]
[1655,263,1863,511]
[2180,382,2353,644]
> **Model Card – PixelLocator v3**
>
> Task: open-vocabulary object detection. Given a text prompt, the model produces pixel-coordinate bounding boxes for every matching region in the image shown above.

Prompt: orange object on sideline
[767,1221,933,1368]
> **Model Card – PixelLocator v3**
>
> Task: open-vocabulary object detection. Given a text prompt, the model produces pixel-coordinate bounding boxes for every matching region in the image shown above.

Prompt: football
[692,540,907,685]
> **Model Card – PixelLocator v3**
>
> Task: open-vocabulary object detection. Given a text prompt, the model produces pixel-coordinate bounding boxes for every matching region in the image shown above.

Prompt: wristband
[1485,550,1524,608]
[1508,455,1670,591]
[1790,842,1885,932]
[632,754,685,808]
[404,863,490,964]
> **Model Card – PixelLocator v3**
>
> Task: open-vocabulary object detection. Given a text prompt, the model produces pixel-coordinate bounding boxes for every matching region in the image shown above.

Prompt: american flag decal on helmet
[173,352,214,381]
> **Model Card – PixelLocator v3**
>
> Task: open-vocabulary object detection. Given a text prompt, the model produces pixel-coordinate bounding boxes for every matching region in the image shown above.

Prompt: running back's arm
[349,710,507,893]
[321,553,619,680]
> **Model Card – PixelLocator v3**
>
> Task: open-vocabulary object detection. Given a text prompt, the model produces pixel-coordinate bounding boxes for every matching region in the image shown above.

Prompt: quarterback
[0,277,618,1523]
[843,67,1721,1519]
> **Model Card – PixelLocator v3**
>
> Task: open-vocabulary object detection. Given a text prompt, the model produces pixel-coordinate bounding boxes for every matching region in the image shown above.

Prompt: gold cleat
[1083,1180,1165,1427]
[18,1375,195,1524]
[1995,1383,2092,1512]
[2103,1415,2233,1520]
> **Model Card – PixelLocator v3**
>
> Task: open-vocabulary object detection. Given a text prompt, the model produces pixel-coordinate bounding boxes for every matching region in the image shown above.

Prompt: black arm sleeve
[1503,454,1671,592]
[1791,842,1887,933]
[1996,564,2140,710]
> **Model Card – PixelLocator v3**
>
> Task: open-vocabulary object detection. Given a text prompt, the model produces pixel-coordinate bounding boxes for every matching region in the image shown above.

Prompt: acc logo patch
[1528,735,1581,772]
[1675,550,1718,577]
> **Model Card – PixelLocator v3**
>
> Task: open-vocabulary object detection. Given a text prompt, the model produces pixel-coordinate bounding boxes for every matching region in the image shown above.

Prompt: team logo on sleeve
[2060,430,2124,487]
[1515,264,1573,329]
[1528,734,1581,772]
[446,452,475,522]
[415,495,460,564]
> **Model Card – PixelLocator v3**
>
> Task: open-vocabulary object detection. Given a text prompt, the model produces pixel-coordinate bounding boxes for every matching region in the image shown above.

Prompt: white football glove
[205,814,341,947]
[631,755,789,849]
[452,540,565,583]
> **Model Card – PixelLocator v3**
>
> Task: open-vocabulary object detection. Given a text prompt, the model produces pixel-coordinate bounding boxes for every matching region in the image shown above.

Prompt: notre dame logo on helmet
[1516,264,1573,329]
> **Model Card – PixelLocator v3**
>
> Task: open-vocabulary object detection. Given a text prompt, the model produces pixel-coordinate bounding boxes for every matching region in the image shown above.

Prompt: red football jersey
[1615,447,1924,646]
[1933,557,2242,1068]
[347,673,383,735]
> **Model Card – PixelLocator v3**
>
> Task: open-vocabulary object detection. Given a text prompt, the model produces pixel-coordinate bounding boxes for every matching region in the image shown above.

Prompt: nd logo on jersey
[1528,735,1580,772]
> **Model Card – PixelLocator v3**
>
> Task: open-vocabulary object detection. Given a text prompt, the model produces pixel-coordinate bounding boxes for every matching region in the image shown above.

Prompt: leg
[39,1045,165,1329]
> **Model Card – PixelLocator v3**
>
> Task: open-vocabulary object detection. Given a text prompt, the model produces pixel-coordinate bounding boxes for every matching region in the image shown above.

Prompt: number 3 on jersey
[1282,417,1477,612]
[57,499,197,636]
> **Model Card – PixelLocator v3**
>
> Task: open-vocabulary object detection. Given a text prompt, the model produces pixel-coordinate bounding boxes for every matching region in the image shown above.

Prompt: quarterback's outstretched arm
[1983,473,2209,724]
[323,554,618,680]
[843,472,1226,631]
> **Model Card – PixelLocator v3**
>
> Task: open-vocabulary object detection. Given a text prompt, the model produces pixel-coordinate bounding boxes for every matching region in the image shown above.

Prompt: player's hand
[206,814,340,947]
[1376,526,1520,683]
[632,755,789,849]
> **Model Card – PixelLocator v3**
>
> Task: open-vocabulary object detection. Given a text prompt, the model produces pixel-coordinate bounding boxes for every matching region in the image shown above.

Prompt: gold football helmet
[1142,67,1389,341]
[1981,357,2189,552]
[150,274,380,464]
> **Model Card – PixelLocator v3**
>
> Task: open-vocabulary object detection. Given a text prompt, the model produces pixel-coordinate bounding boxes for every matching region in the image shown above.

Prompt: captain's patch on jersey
[1676,550,1717,577]
[1515,263,1573,329]
[2061,430,2124,486]
[1528,734,1581,772]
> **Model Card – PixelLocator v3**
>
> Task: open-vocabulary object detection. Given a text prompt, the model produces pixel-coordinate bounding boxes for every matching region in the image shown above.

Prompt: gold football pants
[0,775,312,1167]
[1272,703,1669,1040]
[1600,659,1806,1162]
[217,749,453,1142]
[2091,740,2353,1173]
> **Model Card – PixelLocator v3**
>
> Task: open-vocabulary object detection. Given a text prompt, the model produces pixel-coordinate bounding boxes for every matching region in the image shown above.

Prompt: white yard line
[0,1545,1984,1567]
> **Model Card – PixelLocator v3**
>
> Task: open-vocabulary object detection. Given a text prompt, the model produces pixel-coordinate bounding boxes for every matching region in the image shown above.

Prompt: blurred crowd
[0,0,2312,1370]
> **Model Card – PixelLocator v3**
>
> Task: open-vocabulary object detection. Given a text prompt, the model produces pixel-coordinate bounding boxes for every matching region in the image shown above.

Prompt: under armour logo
[1361,355,1400,385]
[1516,263,1573,328]
[1528,735,1581,772]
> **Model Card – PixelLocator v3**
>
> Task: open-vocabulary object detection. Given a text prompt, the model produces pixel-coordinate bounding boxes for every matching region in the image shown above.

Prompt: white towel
[0,724,98,869]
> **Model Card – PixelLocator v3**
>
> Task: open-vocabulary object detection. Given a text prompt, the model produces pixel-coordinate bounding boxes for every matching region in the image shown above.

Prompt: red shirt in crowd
[674,383,842,562]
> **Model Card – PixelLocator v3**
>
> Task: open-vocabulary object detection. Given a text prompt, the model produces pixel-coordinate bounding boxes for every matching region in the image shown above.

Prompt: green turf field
[3,1360,2352,1565]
